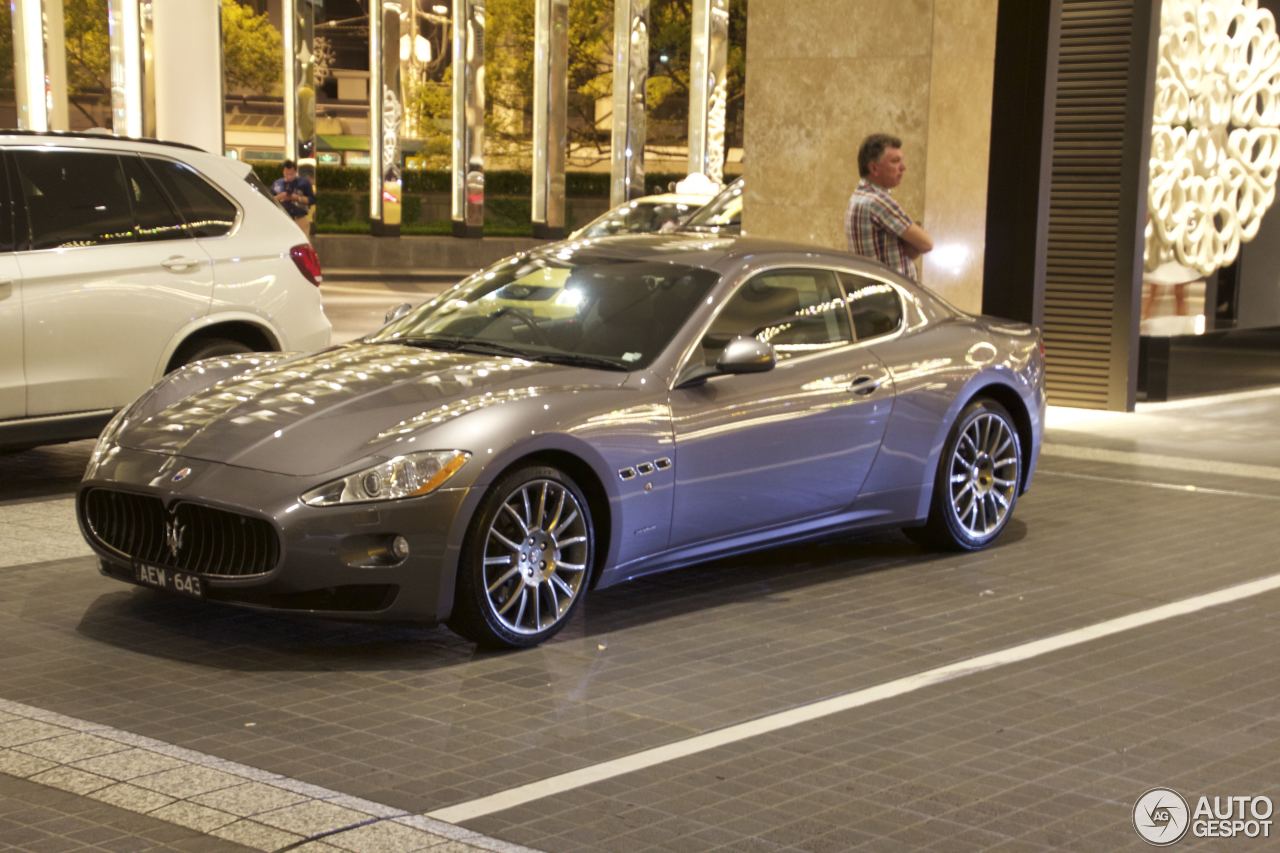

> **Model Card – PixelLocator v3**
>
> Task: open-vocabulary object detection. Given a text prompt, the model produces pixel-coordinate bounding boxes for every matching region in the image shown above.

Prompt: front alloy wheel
[450,466,594,648]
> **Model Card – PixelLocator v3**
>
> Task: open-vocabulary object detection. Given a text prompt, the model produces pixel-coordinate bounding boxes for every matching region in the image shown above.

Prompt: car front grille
[82,488,280,578]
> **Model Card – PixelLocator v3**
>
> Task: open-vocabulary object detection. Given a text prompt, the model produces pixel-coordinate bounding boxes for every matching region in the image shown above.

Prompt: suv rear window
[143,158,238,238]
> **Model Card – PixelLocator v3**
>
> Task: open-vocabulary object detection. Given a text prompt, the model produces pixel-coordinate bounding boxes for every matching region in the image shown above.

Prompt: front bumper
[78,447,470,623]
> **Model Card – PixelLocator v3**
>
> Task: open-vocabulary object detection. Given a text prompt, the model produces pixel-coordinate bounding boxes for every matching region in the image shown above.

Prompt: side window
[143,158,238,238]
[13,150,136,250]
[0,157,13,253]
[700,268,852,365]
[244,169,285,211]
[120,155,188,242]
[839,273,904,340]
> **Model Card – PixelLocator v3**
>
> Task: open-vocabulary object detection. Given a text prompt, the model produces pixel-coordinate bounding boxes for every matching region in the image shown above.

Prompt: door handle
[850,375,880,396]
[161,256,200,272]
[0,280,11,300]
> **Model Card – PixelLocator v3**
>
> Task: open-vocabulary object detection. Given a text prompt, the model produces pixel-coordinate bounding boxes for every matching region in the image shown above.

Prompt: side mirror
[384,302,413,324]
[717,336,776,374]
[675,336,776,389]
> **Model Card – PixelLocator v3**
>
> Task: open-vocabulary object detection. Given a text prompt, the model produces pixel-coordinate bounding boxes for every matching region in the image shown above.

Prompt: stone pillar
[153,0,223,153]
[688,0,729,184]
[532,0,569,239]
[11,0,69,131]
[743,0,998,312]
[610,0,649,206]
[452,0,486,238]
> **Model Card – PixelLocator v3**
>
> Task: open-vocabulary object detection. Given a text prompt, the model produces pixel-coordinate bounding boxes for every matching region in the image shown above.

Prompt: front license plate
[135,564,203,598]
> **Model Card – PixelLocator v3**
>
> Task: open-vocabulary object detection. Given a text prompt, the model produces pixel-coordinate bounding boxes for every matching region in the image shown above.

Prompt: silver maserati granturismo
[78,234,1045,648]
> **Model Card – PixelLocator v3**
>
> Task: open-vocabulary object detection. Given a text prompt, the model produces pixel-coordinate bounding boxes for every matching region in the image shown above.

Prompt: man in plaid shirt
[845,134,933,281]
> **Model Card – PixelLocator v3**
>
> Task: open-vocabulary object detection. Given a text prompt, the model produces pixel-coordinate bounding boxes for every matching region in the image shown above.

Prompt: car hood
[117,343,628,476]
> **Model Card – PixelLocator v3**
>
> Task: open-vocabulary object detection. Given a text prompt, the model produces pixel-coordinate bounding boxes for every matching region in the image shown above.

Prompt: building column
[370,0,403,236]
[532,0,569,239]
[11,0,69,131]
[610,0,649,206]
[283,0,318,196]
[107,0,149,138]
[452,0,486,238]
[688,0,729,184]
[152,0,222,152]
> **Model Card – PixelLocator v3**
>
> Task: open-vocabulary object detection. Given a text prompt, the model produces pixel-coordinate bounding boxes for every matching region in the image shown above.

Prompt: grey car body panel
[80,234,1045,624]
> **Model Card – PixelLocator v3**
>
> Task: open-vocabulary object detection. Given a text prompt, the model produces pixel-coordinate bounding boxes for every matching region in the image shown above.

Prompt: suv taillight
[289,244,323,286]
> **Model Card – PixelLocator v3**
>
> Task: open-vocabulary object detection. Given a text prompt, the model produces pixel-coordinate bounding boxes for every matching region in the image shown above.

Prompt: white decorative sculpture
[1146,0,1280,276]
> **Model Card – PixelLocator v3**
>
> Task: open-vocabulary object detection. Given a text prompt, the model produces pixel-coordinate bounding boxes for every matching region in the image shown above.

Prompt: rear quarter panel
[857,316,1044,524]
[187,154,331,353]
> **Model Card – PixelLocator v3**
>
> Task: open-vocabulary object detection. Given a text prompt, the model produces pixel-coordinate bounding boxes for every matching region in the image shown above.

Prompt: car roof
[0,129,207,154]
[628,192,719,205]
[521,233,895,275]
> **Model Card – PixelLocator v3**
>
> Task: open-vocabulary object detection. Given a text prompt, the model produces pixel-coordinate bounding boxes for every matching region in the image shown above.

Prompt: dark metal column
[370,1,403,237]
[1035,0,1160,410]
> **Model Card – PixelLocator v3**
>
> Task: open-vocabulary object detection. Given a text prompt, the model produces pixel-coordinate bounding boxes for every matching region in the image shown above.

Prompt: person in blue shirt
[272,159,316,233]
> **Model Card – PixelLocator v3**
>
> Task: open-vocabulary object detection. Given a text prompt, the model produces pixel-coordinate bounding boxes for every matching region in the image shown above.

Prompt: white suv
[0,132,331,450]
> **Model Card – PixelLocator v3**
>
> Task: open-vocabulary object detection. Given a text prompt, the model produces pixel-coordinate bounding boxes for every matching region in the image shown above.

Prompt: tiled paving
[2,386,1279,850]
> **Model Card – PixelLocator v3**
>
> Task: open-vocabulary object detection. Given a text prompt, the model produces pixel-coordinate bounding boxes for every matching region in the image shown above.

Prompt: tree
[220,0,283,94]
[0,0,284,126]
[475,0,747,166]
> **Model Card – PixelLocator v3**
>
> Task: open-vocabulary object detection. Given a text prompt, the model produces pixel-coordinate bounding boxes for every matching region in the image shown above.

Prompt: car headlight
[301,450,471,507]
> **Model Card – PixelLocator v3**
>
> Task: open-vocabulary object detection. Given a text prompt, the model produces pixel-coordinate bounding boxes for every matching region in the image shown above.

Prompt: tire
[449,465,595,648]
[171,337,254,370]
[906,398,1022,551]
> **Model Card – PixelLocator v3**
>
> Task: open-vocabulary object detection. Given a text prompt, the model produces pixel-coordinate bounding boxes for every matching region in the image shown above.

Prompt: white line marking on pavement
[1038,469,1280,501]
[426,572,1280,824]
[1041,443,1280,482]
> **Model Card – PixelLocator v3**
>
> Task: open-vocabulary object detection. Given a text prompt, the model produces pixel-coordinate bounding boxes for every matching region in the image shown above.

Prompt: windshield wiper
[532,353,630,371]
[391,334,467,350]
[449,340,536,359]
[391,337,628,371]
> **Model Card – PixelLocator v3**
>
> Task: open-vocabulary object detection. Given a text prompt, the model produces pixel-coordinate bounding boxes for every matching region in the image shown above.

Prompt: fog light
[392,535,410,560]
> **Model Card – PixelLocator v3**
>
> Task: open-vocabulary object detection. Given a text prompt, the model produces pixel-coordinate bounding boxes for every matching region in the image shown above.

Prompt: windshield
[681,177,743,233]
[369,252,721,370]
[574,199,705,239]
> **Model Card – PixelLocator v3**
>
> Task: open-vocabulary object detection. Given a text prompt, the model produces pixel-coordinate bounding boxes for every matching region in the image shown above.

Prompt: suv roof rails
[0,128,206,153]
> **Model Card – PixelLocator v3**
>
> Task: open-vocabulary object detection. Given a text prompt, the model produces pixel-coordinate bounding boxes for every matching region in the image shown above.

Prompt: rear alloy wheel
[450,465,594,648]
[908,398,1022,551]
[172,337,254,370]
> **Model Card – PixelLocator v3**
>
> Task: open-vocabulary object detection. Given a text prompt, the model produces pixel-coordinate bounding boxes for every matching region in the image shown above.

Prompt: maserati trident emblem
[171,467,192,483]
[165,516,186,559]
